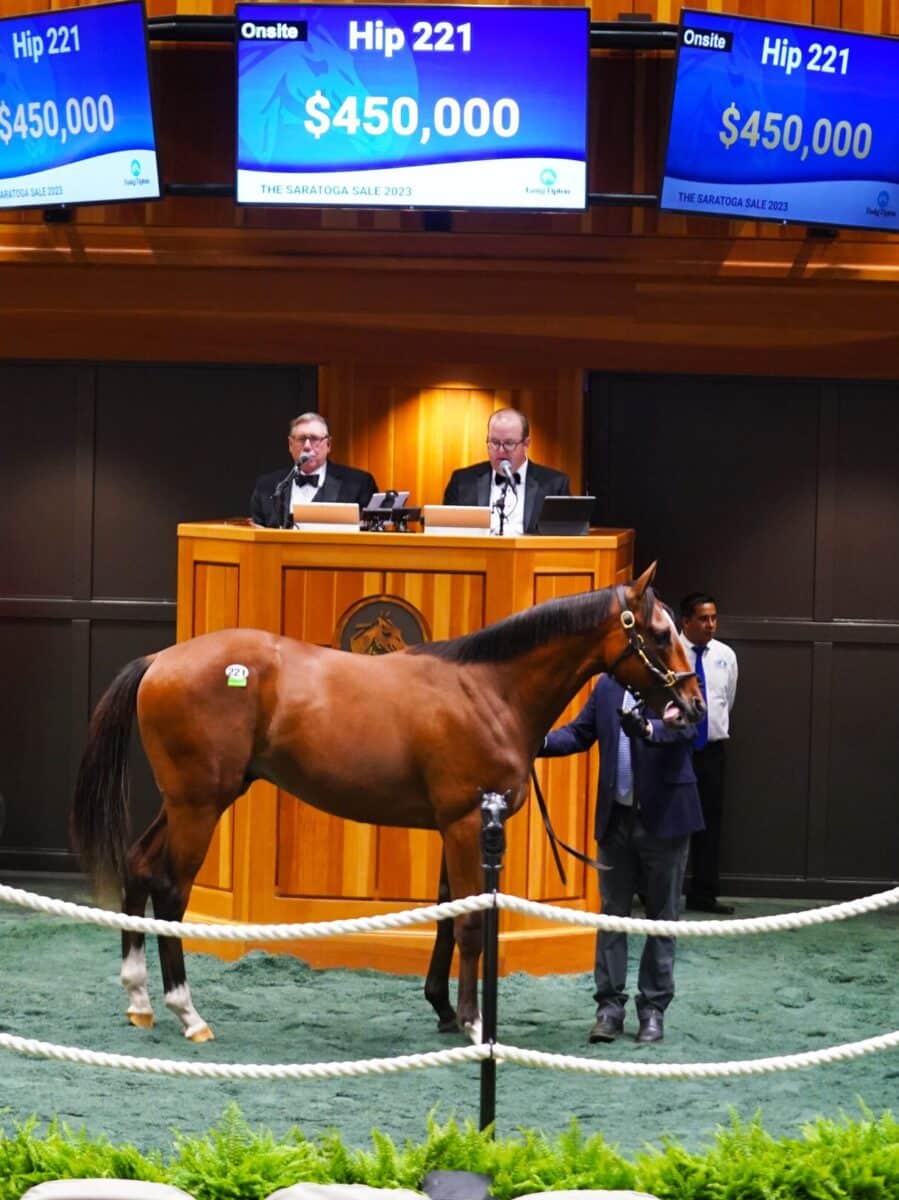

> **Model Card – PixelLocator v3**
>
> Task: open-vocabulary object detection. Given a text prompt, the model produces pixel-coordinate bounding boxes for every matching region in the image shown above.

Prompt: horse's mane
[410,584,656,665]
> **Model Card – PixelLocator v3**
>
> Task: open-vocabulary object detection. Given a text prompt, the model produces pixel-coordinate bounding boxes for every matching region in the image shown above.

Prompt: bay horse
[70,563,703,1042]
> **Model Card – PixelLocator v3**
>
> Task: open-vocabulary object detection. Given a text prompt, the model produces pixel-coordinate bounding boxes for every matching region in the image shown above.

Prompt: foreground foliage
[1,1103,897,1200]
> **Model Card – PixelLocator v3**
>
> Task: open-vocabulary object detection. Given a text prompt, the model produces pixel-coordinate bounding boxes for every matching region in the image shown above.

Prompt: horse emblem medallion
[333,595,430,654]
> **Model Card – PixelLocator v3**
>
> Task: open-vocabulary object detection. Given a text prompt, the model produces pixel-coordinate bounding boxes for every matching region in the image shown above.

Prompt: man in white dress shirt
[679,592,739,914]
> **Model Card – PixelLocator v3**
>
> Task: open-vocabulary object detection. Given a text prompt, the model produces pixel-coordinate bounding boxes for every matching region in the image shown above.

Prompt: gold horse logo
[349,612,408,655]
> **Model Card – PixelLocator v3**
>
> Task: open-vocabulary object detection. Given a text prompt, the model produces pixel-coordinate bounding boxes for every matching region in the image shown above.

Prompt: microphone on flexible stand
[498,458,518,492]
[493,459,517,536]
[273,451,314,528]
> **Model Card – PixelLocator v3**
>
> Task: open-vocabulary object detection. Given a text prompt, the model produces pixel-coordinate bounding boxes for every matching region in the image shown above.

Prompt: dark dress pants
[689,740,726,902]
[594,804,690,1018]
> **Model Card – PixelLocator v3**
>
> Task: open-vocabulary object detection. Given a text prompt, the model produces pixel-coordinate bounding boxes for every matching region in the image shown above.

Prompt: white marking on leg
[120,946,153,1021]
[165,983,213,1041]
[464,1015,483,1044]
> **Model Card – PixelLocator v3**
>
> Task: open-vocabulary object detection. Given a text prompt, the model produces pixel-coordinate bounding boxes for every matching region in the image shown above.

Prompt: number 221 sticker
[225,663,250,688]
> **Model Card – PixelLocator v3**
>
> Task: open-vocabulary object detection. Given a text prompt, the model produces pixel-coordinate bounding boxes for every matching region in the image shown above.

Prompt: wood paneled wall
[318,364,585,505]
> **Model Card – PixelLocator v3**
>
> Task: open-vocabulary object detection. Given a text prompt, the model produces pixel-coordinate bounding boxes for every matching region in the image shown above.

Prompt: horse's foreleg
[424,853,457,1032]
[442,811,485,1040]
[150,803,219,1042]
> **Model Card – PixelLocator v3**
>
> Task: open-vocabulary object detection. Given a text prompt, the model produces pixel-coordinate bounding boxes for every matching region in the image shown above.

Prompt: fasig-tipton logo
[524,165,571,199]
[239,18,307,41]
[680,25,733,52]
[866,189,897,219]
[123,157,151,188]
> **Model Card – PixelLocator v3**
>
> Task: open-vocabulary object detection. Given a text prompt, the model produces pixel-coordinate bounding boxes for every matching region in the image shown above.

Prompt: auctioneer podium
[177,521,633,974]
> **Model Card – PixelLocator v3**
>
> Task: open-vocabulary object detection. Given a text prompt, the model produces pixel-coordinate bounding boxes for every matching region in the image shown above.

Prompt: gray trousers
[594,804,690,1018]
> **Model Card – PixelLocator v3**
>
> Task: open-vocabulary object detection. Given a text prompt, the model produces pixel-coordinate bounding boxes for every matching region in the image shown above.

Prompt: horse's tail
[70,656,153,902]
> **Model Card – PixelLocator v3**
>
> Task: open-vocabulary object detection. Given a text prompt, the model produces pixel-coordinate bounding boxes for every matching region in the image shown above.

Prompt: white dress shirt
[680,635,738,742]
[488,458,529,536]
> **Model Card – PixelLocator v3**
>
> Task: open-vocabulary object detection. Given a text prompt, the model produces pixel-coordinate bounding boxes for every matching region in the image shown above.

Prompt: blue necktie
[694,645,709,750]
[616,696,634,799]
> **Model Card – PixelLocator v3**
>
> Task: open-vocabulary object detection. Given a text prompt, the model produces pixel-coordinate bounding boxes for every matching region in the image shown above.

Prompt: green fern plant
[168,1105,327,1200]
[0,1115,165,1200]
[2,1102,898,1200]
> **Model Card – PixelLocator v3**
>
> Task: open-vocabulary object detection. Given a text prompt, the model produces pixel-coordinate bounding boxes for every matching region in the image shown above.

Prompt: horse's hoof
[186,1024,215,1043]
[127,1010,154,1029]
[463,1018,483,1044]
[437,1016,459,1034]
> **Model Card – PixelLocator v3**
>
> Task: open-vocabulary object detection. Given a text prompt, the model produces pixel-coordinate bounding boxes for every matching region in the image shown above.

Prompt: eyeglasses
[290,434,329,446]
[486,438,524,452]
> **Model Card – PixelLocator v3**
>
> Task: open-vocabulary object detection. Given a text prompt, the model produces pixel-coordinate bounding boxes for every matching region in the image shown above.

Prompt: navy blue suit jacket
[250,462,378,529]
[542,676,704,842]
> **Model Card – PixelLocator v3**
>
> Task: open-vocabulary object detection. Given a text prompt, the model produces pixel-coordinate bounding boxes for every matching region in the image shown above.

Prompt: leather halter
[607,589,695,709]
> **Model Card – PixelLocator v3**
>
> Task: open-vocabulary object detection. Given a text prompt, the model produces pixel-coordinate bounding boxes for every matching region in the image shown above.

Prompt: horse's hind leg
[424,853,457,1032]
[120,812,167,1029]
[149,801,221,1042]
[441,812,485,1041]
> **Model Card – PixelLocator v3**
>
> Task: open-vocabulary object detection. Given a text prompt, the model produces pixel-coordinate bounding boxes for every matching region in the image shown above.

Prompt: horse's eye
[655,629,671,646]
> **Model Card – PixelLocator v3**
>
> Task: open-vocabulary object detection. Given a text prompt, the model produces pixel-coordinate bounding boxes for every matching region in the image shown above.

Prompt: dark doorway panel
[0,362,315,872]
[587,373,899,897]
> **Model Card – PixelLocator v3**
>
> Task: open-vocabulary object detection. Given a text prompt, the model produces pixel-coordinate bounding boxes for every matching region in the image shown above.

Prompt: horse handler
[540,675,704,1045]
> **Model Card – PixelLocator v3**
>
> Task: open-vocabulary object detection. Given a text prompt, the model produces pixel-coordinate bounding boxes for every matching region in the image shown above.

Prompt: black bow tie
[296,473,320,488]
[495,471,521,486]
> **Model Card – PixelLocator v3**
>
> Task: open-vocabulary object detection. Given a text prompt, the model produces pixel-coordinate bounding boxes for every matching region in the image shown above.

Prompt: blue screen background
[0,0,157,180]
[236,4,588,172]
[663,11,899,191]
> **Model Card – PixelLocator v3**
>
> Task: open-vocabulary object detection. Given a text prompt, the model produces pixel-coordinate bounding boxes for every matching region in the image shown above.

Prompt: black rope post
[479,790,508,1133]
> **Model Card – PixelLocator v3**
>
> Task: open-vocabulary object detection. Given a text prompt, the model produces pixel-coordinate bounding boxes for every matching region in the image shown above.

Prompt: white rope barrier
[2,881,897,940]
[1,1027,897,1081]
[0,884,491,940]
[492,1030,899,1078]
[2,880,898,1086]
[0,1032,488,1078]
[498,884,899,936]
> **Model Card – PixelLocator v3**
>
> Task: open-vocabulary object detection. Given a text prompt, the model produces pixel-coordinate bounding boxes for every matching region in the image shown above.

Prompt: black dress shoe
[587,1011,624,1043]
[635,1008,664,1044]
[685,896,735,915]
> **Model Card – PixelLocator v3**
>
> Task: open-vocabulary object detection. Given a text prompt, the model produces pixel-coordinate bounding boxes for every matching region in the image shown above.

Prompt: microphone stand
[494,480,509,536]
[272,465,298,529]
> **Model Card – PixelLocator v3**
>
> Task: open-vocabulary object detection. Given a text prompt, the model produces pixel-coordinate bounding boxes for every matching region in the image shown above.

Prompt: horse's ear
[631,562,658,599]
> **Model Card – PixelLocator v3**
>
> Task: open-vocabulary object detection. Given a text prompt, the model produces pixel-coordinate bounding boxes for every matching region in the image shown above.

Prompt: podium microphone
[498,458,518,492]
[273,449,314,500]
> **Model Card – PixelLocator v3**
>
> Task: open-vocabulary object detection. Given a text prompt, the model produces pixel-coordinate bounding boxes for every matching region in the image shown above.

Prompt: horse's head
[350,612,407,655]
[608,563,706,725]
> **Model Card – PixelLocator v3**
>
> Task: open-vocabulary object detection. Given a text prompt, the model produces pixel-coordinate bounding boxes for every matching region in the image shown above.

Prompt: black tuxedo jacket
[441,459,570,534]
[250,462,378,529]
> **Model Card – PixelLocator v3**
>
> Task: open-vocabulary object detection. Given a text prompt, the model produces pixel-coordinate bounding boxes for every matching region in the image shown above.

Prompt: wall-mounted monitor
[660,10,899,233]
[235,3,589,211]
[0,0,159,211]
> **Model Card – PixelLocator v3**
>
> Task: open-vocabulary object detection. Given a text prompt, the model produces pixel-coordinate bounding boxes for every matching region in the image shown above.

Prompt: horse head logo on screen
[334,595,430,655]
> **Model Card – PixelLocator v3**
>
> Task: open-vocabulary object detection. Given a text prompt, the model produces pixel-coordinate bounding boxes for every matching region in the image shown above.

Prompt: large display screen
[0,0,159,210]
[660,10,899,232]
[236,3,589,210]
